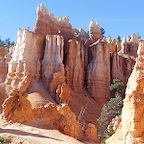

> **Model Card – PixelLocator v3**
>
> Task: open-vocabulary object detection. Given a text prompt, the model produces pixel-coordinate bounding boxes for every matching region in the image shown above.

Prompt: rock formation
[106,36,136,84]
[55,84,71,104]
[34,3,74,40]
[84,123,100,143]
[122,40,144,143]
[0,47,8,83]
[86,40,111,102]
[120,33,139,58]
[0,5,84,142]
[0,3,140,144]
[42,35,66,100]
[0,59,8,83]
[73,28,89,41]
[0,47,7,57]
[5,29,44,93]
[106,40,144,144]
[111,52,135,84]
[89,20,102,41]
[107,37,121,53]
[65,37,85,93]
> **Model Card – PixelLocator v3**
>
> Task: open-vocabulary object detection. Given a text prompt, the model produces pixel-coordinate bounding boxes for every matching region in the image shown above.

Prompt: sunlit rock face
[106,40,144,144]
[1,3,142,143]
[34,3,74,40]
[89,20,102,41]
[86,41,110,102]
[42,35,66,99]
[106,36,136,84]
[120,33,139,58]
[5,29,44,93]
[122,40,144,143]
[107,37,121,53]
[65,37,85,93]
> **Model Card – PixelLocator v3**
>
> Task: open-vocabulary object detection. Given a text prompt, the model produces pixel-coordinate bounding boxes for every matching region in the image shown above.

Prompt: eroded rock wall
[65,37,85,93]
[121,40,144,143]
[111,52,135,84]
[34,4,74,40]
[89,20,102,41]
[0,3,141,143]
[0,47,8,83]
[0,59,8,83]
[87,41,110,102]
[42,35,67,100]
[5,29,44,93]
[106,40,144,144]
[120,33,139,58]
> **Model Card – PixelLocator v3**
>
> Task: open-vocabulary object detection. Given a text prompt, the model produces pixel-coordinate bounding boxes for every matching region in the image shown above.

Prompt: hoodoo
[0,3,142,144]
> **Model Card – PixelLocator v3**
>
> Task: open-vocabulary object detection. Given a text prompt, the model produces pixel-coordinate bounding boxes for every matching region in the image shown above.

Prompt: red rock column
[0,59,8,83]
[42,35,65,99]
[87,41,110,102]
[111,52,135,84]
[65,37,84,93]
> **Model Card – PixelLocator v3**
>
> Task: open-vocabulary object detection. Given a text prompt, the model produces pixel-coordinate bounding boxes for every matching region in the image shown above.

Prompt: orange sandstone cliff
[106,40,144,144]
[0,3,140,144]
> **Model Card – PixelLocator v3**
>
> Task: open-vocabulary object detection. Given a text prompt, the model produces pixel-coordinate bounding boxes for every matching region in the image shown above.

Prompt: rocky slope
[0,3,141,144]
[106,40,144,144]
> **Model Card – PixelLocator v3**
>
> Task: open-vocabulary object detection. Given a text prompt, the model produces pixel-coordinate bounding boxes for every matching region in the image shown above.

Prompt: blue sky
[1,0,144,41]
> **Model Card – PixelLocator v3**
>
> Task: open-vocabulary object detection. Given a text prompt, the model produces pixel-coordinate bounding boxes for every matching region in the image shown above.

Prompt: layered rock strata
[65,37,85,93]
[107,37,121,53]
[89,20,102,41]
[87,40,110,102]
[106,40,144,144]
[111,52,135,84]
[122,40,144,143]
[2,90,82,139]
[0,59,8,83]
[42,35,68,101]
[120,33,139,58]
[34,3,74,40]
[0,3,140,143]
[0,47,8,83]
[5,29,44,93]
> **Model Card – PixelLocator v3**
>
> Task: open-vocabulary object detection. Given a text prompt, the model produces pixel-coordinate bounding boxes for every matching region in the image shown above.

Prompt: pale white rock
[130,33,139,44]
[5,29,44,93]
[37,3,49,16]
[121,37,127,46]
[34,4,74,40]
[89,20,102,41]
[42,35,65,98]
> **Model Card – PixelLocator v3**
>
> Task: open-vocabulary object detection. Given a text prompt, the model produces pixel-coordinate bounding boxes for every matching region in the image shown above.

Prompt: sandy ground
[0,115,84,144]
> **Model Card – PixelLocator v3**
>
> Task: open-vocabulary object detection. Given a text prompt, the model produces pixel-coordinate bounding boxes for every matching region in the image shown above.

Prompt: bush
[110,79,125,98]
[0,136,7,144]
[97,96,123,138]
[97,79,125,143]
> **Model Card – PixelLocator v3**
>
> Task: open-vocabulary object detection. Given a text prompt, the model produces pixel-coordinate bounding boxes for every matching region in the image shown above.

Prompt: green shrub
[0,136,6,144]
[97,96,123,138]
[110,79,125,98]
[97,79,125,143]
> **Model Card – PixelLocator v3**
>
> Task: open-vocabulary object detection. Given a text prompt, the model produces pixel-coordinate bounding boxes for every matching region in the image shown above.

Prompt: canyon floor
[0,114,88,144]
